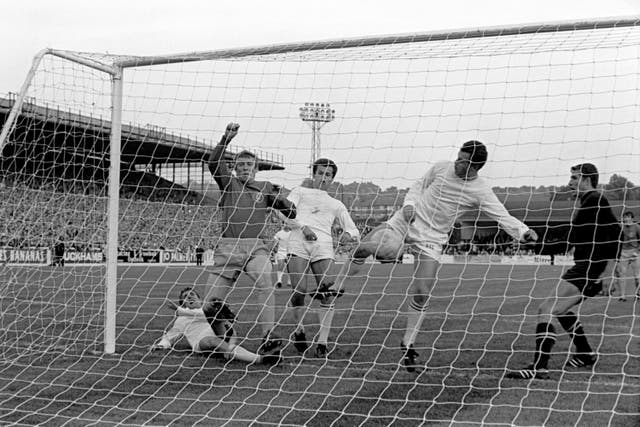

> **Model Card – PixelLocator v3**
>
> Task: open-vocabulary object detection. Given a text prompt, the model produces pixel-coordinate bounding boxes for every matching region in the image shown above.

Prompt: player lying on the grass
[506,163,621,380]
[273,226,292,288]
[151,287,280,364]
[283,158,360,358]
[610,211,640,301]
[332,140,538,372]
[206,122,297,360]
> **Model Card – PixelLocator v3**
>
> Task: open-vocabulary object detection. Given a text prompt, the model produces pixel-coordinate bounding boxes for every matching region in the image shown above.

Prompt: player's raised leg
[333,224,406,291]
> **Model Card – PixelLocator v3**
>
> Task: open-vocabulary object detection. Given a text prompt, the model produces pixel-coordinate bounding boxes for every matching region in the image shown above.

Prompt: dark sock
[558,312,592,354]
[534,322,556,369]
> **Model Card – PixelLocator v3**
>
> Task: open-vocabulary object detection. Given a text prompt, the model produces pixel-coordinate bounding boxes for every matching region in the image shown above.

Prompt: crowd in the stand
[0,177,290,253]
[0,179,212,251]
[0,176,569,258]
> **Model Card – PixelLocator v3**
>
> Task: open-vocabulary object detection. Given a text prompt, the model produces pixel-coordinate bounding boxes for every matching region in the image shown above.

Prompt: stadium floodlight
[0,16,639,426]
[299,102,335,174]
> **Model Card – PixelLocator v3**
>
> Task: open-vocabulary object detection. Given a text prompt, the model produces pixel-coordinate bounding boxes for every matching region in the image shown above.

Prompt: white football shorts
[287,238,335,263]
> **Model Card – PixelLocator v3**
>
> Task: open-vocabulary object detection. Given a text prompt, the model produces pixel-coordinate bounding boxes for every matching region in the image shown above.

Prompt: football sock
[534,322,556,369]
[558,312,592,354]
[402,300,427,347]
[317,303,335,345]
[229,345,260,363]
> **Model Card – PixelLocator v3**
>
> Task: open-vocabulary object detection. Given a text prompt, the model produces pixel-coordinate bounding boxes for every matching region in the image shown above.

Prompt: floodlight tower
[299,102,335,175]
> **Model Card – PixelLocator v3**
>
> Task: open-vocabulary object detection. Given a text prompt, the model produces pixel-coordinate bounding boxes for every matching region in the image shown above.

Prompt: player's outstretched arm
[207,122,240,184]
[479,189,533,242]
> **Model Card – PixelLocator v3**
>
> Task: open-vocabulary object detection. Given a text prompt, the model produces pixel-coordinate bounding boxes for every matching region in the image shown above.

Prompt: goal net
[0,17,638,426]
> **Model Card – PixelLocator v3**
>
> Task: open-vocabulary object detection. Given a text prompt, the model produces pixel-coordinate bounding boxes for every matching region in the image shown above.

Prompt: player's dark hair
[312,158,338,177]
[623,210,634,218]
[460,140,488,170]
[178,287,200,306]
[571,163,599,188]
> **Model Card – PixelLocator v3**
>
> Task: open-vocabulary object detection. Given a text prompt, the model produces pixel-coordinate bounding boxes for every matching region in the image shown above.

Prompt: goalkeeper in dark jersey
[205,123,296,362]
[506,163,621,380]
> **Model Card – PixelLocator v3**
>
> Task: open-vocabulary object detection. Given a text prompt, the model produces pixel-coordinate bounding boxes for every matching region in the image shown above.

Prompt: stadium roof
[0,95,284,171]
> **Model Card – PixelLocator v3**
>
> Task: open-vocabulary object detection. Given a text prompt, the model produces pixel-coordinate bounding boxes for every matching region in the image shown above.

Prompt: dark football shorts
[562,260,609,298]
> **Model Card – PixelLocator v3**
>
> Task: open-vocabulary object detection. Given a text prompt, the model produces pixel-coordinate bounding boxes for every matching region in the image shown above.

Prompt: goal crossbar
[115,15,640,68]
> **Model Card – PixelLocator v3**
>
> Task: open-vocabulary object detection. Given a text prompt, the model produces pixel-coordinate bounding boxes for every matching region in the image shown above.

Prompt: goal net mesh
[0,20,638,426]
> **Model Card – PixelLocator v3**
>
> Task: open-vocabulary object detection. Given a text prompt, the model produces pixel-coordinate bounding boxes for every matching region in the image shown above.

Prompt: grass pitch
[0,263,638,426]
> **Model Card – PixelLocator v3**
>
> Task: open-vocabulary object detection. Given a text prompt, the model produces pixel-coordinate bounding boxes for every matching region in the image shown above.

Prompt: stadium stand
[0,94,286,255]
[2,94,639,260]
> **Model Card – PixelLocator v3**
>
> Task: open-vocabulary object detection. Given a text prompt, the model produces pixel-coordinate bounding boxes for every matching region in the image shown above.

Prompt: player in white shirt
[332,141,538,372]
[284,158,360,358]
[273,228,292,288]
[151,287,280,365]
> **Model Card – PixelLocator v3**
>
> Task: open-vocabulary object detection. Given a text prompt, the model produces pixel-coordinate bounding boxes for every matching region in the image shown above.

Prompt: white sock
[317,304,335,345]
[402,300,426,347]
[229,345,260,363]
[276,270,284,282]
[619,277,628,298]
[292,306,305,333]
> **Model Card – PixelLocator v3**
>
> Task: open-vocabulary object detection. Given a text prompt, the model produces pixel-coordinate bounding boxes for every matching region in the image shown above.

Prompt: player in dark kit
[506,163,621,380]
[205,123,296,361]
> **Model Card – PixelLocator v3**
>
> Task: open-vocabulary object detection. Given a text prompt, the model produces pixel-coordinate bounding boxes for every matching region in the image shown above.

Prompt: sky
[2,1,640,190]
